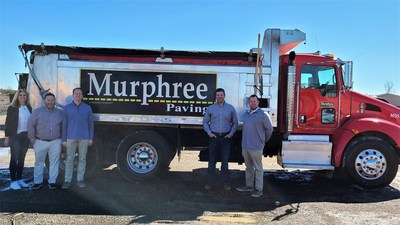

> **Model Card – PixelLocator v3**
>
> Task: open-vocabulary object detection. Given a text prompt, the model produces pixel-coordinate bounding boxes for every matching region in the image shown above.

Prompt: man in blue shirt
[27,93,63,190]
[203,88,238,191]
[236,95,273,197]
[61,88,94,189]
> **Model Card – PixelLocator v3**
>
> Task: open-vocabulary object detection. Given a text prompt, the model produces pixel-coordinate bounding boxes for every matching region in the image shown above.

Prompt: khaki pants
[241,148,264,191]
[33,139,61,184]
[64,139,88,182]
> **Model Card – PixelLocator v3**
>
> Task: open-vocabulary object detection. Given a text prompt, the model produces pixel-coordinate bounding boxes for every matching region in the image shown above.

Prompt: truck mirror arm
[253,84,264,96]
[18,45,50,102]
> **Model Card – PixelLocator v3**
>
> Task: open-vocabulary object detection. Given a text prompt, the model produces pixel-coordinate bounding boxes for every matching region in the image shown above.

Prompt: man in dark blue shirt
[61,88,94,189]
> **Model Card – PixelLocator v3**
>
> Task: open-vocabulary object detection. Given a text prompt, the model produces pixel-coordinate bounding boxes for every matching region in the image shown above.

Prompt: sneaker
[62,182,71,190]
[204,184,212,190]
[77,181,86,188]
[10,181,21,190]
[251,189,263,198]
[48,183,57,190]
[31,183,43,190]
[18,179,29,188]
[223,184,231,191]
[236,186,254,192]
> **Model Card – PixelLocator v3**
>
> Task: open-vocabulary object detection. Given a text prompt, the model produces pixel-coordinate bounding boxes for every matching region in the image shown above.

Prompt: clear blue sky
[1,0,399,95]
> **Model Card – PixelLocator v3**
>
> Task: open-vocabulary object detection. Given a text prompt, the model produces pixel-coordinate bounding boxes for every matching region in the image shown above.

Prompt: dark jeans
[9,132,29,181]
[208,136,231,184]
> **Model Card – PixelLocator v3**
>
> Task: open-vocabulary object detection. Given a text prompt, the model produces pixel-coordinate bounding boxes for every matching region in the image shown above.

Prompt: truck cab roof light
[323,53,335,58]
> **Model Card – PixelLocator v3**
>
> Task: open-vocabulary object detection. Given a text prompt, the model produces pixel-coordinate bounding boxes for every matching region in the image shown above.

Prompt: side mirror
[343,61,353,89]
[320,84,327,97]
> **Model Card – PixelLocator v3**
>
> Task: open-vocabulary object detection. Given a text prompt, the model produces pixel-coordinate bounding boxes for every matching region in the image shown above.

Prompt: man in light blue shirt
[203,88,238,191]
[28,93,62,190]
[237,95,273,197]
[61,87,94,189]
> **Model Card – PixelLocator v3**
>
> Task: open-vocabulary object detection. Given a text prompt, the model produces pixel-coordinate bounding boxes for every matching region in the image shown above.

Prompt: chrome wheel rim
[355,149,386,180]
[127,142,158,174]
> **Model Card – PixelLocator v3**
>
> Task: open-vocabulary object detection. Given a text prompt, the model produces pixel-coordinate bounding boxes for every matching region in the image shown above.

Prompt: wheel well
[94,125,178,147]
[341,131,400,167]
[94,124,179,165]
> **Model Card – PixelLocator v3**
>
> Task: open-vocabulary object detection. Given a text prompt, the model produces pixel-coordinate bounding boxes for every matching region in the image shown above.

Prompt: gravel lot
[0,94,400,225]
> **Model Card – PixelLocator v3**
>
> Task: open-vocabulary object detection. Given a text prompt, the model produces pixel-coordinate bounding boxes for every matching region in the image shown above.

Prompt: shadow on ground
[0,165,399,223]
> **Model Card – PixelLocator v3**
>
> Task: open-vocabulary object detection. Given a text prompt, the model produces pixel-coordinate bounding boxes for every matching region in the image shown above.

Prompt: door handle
[300,115,307,123]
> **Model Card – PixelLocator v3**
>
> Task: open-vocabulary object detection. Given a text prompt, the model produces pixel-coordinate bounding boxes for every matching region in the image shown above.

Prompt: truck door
[296,64,339,132]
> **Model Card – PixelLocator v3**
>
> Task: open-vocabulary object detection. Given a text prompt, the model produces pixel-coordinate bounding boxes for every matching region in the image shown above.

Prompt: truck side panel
[29,55,271,125]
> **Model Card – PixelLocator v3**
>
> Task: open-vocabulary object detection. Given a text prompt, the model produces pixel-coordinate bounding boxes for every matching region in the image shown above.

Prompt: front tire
[344,136,398,188]
[116,131,170,181]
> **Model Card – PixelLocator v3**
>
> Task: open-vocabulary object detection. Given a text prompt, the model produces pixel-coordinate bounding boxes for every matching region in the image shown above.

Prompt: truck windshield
[301,65,336,89]
[301,65,337,97]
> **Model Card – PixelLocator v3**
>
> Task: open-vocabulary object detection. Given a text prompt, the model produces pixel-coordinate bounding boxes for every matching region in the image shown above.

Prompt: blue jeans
[9,132,29,181]
[208,136,231,184]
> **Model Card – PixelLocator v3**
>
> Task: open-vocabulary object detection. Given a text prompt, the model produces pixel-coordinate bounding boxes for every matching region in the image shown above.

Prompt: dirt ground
[0,94,400,225]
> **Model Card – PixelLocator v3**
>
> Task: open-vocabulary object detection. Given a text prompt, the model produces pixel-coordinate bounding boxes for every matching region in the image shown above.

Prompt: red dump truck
[18,28,400,188]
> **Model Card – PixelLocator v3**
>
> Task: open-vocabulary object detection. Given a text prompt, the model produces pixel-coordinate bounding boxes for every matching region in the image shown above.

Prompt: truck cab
[273,49,400,188]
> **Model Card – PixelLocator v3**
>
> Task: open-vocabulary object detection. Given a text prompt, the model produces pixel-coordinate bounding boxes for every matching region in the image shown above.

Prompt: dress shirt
[203,101,238,136]
[27,106,63,141]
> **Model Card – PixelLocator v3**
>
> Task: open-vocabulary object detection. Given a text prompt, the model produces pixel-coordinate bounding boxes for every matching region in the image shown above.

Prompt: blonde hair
[11,89,30,107]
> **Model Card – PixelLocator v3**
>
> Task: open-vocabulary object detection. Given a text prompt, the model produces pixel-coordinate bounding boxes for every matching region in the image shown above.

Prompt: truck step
[278,135,333,169]
[280,163,334,170]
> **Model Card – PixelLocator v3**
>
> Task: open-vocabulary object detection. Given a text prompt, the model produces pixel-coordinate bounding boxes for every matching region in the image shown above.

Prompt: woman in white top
[4,89,32,190]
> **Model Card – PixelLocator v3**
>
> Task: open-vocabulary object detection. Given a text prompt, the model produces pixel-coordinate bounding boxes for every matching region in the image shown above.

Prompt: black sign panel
[80,70,216,116]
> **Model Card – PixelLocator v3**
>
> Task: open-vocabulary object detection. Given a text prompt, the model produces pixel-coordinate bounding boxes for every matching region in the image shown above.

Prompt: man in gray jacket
[237,95,273,197]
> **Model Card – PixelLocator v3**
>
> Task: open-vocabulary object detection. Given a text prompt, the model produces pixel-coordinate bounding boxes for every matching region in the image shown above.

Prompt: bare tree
[384,81,394,93]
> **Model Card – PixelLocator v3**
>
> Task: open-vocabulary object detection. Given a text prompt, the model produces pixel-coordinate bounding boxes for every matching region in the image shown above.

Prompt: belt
[212,132,229,136]
[36,137,59,142]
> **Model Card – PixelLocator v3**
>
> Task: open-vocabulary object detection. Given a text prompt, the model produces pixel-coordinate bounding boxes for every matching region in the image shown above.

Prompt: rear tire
[116,131,170,181]
[344,136,398,189]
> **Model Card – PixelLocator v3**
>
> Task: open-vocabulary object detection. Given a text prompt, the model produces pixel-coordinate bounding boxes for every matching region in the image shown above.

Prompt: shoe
[251,189,263,198]
[77,181,86,188]
[223,184,231,191]
[62,182,71,190]
[236,186,254,192]
[48,183,57,190]
[10,181,21,190]
[204,184,212,190]
[18,179,29,188]
[31,183,43,190]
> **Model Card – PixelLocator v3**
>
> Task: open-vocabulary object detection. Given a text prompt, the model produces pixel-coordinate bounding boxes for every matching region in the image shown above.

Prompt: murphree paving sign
[80,69,217,116]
